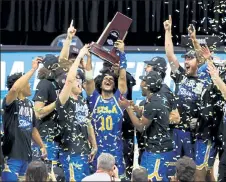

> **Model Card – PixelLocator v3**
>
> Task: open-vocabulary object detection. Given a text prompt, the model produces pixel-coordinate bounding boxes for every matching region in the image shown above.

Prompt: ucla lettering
[97,105,118,114]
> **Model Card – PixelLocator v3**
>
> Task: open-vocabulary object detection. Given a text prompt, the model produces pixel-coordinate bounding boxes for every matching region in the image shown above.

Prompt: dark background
[0,0,225,46]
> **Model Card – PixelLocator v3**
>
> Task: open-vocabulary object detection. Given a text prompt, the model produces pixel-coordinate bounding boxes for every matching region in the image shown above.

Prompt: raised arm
[115,40,127,94]
[6,57,41,105]
[188,25,204,65]
[208,62,226,100]
[59,20,76,61]
[59,45,89,105]
[85,48,95,96]
[164,15,180,73]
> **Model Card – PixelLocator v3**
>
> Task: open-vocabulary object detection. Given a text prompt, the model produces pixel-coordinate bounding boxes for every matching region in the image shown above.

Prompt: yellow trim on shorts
[196,141,211,170]
[148,159,163,181]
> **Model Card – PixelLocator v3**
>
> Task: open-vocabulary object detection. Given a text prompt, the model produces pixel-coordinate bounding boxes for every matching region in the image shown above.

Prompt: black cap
[181,50,197,59]
[100,61,113,73]
[139,71,162,92]
[56,69,85,89]
[69,46,80,55]
[144,57,167,72]
[43,54,59,70]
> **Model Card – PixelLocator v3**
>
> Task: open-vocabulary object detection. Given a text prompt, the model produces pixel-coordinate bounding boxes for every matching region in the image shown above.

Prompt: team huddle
[1,15,226,182]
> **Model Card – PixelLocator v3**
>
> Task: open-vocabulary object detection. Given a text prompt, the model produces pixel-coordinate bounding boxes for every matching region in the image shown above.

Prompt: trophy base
[90,42,120,65]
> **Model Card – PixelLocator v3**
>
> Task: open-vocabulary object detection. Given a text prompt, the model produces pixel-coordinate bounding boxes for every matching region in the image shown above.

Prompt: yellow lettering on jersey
[100,116,113,131]
[111,105,117,114]
[97,105,118,114]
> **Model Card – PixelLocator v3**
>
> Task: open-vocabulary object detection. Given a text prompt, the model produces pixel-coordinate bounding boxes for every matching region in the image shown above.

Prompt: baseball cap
[181,50,197,59]
[69,45,80,55]
[43,54,59,70]
[139,71,162,92]
[144,57,167,72]
[56,69,85,89]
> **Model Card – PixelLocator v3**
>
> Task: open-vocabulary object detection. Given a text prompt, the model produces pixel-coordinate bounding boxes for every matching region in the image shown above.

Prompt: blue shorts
[173,129,193,159]
[59,152,90,182]
[32,140,60,161]
[141,150,173,182]
[195,139,217,170]
[1,158,29,181]
[166,150,177,178]
[92,149,126,178]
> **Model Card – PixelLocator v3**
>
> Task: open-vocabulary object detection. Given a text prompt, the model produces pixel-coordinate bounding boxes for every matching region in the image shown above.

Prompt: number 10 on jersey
[100,116,113,131]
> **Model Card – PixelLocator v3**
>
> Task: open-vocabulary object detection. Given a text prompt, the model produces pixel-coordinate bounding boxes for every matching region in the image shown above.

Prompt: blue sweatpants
[59,152,90,182]
[1,158,29,181]
[141,150,173,182]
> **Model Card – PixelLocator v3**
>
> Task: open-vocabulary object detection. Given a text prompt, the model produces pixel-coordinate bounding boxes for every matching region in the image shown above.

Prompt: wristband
[119,52,127,69]
[85,70,93,81]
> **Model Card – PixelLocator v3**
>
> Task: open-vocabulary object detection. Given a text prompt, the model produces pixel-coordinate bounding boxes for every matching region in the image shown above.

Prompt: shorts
[141,150,173,182]
[92,149,126,178]
[166,150,177,178]
[173,129,193,159]
[32,140,60,161]
[195,139,217,170]
[1,158,29,181]
[59,152,90,182]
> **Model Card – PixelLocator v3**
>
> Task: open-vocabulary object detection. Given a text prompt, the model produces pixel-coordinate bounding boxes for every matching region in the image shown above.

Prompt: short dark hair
[176,156,196,182]
[132,166,148,182]
[6,72,23,90]
[25,161,48,182]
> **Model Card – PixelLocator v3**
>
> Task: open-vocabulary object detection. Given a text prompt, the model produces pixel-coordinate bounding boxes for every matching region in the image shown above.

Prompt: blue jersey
[88,90,125,153]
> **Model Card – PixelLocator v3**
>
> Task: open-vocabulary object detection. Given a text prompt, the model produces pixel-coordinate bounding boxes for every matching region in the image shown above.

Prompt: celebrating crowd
[0,15,226,182]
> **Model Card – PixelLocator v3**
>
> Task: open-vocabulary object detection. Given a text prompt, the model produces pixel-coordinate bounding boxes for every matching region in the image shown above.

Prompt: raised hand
[114,40,125,52]
[200,45,212,60]
[67,20,77,39]
[79,44,91,58]
[163,15,172,31]
[188,24,196,40]
[32,57,42,70]
[207,62,219,78]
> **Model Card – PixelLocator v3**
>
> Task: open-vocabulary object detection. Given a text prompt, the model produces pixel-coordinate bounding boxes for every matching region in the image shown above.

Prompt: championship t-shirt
[197,67,226,142]
[56,96,90,155]
[171,66,204,130]
[32,79,59,140]
[2,98,36,161]
[143,93,173,153]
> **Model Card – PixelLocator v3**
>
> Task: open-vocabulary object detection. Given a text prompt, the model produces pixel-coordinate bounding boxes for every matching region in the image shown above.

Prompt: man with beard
[164,15,204,159]
[85,40,127,178]
[96,58,136,178]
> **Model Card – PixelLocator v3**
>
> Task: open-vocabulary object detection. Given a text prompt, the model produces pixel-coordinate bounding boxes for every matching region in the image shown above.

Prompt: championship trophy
[90,12,132,64]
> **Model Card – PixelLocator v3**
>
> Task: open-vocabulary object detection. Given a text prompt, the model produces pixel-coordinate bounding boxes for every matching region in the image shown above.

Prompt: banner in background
[1,51,226,105]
